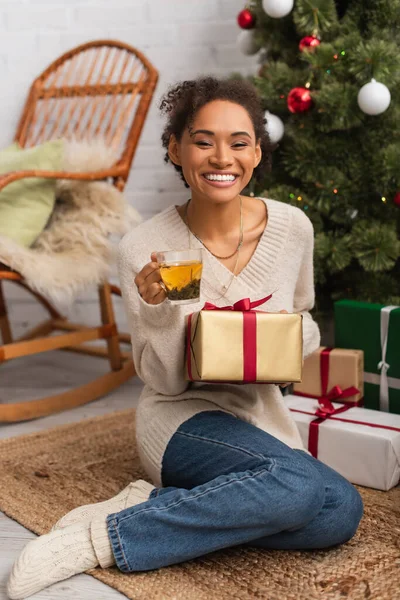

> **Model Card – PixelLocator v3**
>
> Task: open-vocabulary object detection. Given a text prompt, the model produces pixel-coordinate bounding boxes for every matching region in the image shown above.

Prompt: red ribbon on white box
[290,400,400,458]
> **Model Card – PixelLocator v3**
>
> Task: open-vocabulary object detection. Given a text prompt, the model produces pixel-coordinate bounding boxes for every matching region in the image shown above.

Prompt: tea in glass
[156,249,203,304]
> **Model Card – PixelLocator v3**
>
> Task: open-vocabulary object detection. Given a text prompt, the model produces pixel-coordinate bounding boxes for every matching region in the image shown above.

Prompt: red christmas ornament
[299,36,321,52]
[394,191,400,207]
[237,8,256,29]
[287,87,314,113]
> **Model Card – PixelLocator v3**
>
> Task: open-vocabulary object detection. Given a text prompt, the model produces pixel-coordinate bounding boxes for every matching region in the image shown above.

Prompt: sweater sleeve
[292,213,321,359]
[117,235,190,396]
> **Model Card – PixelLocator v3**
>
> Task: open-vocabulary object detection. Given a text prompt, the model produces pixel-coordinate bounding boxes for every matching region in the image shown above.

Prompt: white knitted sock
[91,517,116,568]
[7,520,113,600]
[51,479,155,531]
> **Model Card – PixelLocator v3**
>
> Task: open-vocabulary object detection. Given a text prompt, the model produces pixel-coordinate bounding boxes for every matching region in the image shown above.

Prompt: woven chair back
[14,40,158,189]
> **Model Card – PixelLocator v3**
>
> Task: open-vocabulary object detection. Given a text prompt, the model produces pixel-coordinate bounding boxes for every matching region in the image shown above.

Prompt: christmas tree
[238,0,400,314]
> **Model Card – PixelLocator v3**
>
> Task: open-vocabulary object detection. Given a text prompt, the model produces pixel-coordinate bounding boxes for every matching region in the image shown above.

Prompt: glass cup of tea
[156,249,203,305]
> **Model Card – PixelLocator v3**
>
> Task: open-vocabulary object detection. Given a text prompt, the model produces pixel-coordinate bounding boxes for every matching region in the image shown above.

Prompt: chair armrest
[0,166,125,192]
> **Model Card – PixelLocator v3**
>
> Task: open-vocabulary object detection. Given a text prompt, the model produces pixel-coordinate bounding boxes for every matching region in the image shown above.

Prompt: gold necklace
[200,247,241,302]
[185,196,243,302]
[184,196,243,260]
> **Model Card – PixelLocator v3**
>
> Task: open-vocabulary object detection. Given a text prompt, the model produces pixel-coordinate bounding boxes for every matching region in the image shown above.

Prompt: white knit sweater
[117,198,321,487]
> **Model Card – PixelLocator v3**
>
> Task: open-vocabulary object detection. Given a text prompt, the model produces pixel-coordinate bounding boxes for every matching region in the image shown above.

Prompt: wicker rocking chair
[0,40,158,422]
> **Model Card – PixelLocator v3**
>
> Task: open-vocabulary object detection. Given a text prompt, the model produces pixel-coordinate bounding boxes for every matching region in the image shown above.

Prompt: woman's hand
[134,252,167,305]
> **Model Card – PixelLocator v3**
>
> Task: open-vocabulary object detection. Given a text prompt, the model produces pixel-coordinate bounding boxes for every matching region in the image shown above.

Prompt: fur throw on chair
[0,139,141,307]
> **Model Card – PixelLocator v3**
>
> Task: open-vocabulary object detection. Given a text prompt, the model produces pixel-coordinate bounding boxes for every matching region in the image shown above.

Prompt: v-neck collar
[159,197,290,298]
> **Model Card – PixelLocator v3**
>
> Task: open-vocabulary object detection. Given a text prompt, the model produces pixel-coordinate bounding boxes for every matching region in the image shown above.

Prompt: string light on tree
[357,79,391,115]
[237,8,256,29]
[287,87,313,113]
[393,192,400,207]
[288,192,304,203]
[262,0,294,19]
[299,36,321,52]
[236,29,260,55]
[264,110,284,143]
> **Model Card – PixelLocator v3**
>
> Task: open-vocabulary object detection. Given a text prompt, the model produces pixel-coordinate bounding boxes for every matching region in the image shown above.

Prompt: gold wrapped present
[185,297,303,384]
[293,346,363,405]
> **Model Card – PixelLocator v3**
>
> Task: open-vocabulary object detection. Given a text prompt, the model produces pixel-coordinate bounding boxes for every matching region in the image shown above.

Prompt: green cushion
[0,139,64,247]
[1,142,20,153]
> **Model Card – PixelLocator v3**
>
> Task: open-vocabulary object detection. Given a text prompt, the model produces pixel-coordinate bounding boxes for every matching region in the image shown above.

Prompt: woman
[8,77,363,600]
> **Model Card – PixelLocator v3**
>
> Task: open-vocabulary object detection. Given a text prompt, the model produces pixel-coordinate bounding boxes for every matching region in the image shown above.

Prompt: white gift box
[285,394,400,491]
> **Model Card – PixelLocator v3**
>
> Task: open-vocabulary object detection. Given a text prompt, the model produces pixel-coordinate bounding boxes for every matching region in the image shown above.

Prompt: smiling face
[168,100,262,204]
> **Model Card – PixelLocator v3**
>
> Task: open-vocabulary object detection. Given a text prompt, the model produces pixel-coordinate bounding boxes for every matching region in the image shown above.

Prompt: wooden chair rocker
[0,40,158,422]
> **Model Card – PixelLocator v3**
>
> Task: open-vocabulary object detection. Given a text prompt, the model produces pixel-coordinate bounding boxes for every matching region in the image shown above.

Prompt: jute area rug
[0,409,399,600]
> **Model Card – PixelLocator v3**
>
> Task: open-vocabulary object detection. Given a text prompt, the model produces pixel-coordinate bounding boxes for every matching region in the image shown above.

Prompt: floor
[0,351,144,600]
[0,305,335,600]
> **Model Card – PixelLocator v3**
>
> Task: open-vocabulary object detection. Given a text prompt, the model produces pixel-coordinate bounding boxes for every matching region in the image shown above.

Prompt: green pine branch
[248,0,400,307]
[294,0,339,37]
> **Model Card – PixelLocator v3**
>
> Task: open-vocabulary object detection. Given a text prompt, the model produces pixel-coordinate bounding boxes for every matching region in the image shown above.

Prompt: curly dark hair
[159,76,273,188]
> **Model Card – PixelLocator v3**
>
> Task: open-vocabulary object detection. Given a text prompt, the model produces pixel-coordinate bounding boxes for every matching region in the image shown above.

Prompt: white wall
[1,0,258,332]
[0,0,258,221]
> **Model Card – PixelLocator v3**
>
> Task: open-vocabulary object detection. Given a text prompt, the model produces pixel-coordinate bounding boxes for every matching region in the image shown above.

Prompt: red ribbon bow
[293,347,360,457]
[294,348,360,405]
[203,294,273,313]
[308,398,353,457]
[187,295,273,382]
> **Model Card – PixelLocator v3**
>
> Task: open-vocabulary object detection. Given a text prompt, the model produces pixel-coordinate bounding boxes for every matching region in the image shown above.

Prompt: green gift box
[334,300,400,414]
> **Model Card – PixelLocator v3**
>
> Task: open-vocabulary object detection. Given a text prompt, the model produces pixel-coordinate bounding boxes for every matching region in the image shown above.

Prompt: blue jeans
[106,411,363,572]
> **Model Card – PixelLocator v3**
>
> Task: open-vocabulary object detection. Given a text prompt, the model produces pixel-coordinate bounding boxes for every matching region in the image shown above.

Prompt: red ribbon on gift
[306,399,352,458]
[290,400,400,459]
[292,347,361,457]
[187,294,273,382]
[294,347,361,406]
[202,295,272,313]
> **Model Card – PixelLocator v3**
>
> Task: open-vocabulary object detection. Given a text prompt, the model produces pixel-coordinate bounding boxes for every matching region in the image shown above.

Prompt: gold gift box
[293,346,364,404]
[185,309,303,383]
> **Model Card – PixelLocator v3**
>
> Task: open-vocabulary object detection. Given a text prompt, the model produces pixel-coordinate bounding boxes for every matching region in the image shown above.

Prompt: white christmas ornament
[237,30,259,56]
[357,79,391,115]
[262,0,294,19]
[265,111,284,143]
